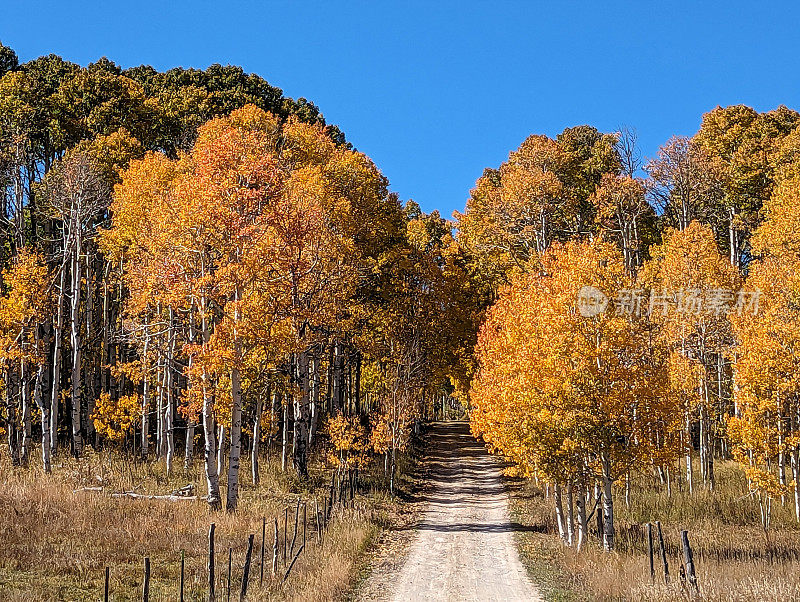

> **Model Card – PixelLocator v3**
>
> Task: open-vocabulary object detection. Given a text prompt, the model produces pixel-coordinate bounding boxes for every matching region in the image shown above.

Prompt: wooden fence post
[272,517,279,575]
[226,547,232,602]
[209,523,216,602]
[315,498,321,542]
[349,468,355,502]
[241,533,254,601]
[283,507,288,566]
[303,502,307,548]
[281,544,305,584]
[327,472,335,520]
[180,549,185,602]
[142,557,150,602]
[260,517,266,586]
[647,523,654,583]
[656,521,669,584]
[681,530,698,593]
[290,498,300,557]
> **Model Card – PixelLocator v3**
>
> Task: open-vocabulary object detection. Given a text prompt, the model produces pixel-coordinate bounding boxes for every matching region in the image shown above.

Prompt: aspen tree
[471,239,676,551]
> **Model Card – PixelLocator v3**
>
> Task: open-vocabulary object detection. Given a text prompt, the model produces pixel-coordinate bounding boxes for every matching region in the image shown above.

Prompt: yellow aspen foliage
[0,249,54,363]
[729,176,800,523]
[470,237,677,550]
[91,393,140,442]
[471,238,676,487]
[369,416,392,456]
[326,413,372,469]
[640,220,739,490]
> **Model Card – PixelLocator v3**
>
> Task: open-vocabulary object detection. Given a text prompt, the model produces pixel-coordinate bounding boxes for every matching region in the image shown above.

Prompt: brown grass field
[7,437,794,601]
[508,460,800,601]
[0,447,417,601]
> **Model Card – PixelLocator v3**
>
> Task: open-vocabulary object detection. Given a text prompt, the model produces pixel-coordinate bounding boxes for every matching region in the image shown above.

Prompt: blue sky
[3,1,799,217]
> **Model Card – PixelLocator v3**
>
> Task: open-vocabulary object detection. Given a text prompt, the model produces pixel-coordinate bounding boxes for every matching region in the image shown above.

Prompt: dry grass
[0,447,414,601]
[508,461,800,601]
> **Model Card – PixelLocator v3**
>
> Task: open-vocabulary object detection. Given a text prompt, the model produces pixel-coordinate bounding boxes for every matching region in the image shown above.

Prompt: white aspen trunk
[537,209,547,254]
[70,231,83,457]
[84,253,95,443]
[156,345,165,459]
[778,404,786,504]
[164,309,176,476]
[203,384,221,510]
[226,360,243,512]
[576,481,587,552]
[699,404,707,483]
[685,410,693,494]
[292,350,311,479]
[268,389,279,465]
[332,341,342,413]
[793,447,800,523]
[35,357,50,472]
[728,207,739,267]
[554,483,566,543]
[666,466,672,497]
[200,299,221,510]
[184,318,195,472]
[184,420,195,472]
[141,331,150,459]
[50,265,66,455]
[594,481,603,538]
[354,351,361,415]
[625,472,631,509]
[309,353,320,446]
[164,374,173,474]
[281,400,288,472]
[703,377,715,490]
[217,424,225,478]
[759,494,772,531]
[566,482,575,546]
[20,358,31,465]
[390,432,397,496]
[251,390,263,486]
[225,285,243,512]
[101,265,110,395]
[5,364,19,465]
[601,454,615,552]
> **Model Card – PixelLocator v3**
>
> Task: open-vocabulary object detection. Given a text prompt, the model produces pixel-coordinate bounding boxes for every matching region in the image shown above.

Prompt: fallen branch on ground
[111,491,201,502]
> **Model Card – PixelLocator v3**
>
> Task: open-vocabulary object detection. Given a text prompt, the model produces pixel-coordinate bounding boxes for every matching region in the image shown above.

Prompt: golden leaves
[472,238,677,484]
[0,249,54,363]
[92,392,140,442]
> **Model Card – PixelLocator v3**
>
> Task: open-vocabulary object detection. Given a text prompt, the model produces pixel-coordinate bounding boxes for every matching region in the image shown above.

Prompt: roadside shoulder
[504,474,589,601]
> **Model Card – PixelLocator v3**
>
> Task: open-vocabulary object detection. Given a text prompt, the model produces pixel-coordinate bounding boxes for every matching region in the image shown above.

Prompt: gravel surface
[357,421,542,602]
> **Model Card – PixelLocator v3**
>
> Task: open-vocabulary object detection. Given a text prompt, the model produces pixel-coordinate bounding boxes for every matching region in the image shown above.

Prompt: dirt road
[358,421,542,601]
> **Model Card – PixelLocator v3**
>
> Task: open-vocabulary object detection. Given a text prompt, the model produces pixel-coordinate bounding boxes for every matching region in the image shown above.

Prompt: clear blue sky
[3,1,799,217]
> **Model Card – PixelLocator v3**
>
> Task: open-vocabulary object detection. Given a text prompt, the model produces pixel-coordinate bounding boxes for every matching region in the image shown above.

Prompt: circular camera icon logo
[577,286,608,317]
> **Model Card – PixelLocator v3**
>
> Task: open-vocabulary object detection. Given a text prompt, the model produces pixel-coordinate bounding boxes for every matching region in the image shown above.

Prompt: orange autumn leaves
[727,176,800,505]
[470,239,676,486]
[0,250,54,365]
[96,103,455,491]
[101,106,359,417]
[471,171,800,524]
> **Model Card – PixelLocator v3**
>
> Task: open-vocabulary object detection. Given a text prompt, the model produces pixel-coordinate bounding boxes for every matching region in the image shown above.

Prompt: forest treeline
[0,43,482,513]
[3,39,800,549]
[462,106,800,552]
